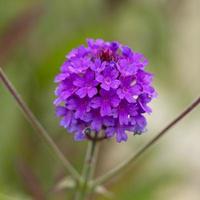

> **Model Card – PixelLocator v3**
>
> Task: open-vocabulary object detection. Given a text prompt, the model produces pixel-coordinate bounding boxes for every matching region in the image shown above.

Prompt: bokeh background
[0,0,200,199]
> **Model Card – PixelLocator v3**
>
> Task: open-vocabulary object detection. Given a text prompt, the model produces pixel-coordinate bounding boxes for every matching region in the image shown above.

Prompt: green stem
[0,67,80,181]
[75,137,99,200]
[92,96,200,188]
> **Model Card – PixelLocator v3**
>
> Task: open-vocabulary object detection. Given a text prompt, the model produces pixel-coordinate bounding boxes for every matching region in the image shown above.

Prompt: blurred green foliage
[0,0,199,199]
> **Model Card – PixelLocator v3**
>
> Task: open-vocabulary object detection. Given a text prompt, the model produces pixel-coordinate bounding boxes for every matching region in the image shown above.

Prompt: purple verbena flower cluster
[54,39,156,142]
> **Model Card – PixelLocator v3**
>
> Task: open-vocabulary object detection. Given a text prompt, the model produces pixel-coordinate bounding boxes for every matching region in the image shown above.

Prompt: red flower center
[100,49,113,61]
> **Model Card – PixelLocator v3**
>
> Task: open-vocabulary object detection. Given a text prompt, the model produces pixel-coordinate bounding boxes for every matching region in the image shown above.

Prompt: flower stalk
[75,134,99,200]
[0,67,80,181]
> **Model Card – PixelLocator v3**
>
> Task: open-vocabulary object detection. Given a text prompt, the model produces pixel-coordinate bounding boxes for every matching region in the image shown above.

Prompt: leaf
[54,176,76,192]
[95,185,114,199]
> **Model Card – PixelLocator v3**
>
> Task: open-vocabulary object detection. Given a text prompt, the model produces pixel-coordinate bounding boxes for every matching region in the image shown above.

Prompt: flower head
[54,38,156,142]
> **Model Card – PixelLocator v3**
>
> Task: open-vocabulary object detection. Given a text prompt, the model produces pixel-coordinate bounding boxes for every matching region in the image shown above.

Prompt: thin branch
[92,96,200,187]
[0,67,80,181]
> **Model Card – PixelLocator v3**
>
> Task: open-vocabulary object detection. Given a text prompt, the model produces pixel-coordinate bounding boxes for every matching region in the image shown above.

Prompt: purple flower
[73,70,98,98]
[96,66,120,91]
[90,59,106,72]
[116,100,138,125]
[54,72,70,83]
[117,76,141,103]
[132,115,147,134]
[54,38,156,142]
[117,59,137,76]
[89,110,114,131]
[59,110,74,129]
[91,89,120,116]
[66,97,91,120]
[105,122,128,142]
[137,93,152,113]
[116,126,128,142]
[54,75,77,105]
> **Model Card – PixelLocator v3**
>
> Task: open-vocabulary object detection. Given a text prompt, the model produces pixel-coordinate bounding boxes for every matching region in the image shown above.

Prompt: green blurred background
[0,0,199,199]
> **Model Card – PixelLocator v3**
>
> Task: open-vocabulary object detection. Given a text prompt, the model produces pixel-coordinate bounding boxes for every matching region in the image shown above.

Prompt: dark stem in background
[0,67,80,181]
[17,160,45,200]
[0,4,44,66]
[92,95,200,187]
